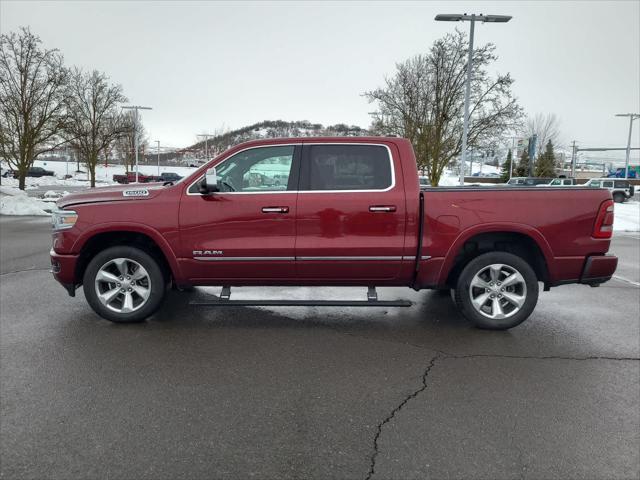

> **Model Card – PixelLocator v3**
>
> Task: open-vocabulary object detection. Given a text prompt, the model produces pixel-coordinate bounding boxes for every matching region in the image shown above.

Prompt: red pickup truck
[112,171,160,184]
[51,137,618,329]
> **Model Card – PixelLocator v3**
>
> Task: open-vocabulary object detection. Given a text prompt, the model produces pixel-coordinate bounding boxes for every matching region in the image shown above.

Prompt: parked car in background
[538,178,578,187]
[419,176,430,188]
[113,172,159,184]
[9,166,55,178]
[584,178,635,203]
[506,177,554,186]
[159,172,183,183]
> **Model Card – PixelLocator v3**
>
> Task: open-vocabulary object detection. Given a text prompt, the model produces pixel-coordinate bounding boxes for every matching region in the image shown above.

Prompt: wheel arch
[438,224,553,288]
[73,223,182,286]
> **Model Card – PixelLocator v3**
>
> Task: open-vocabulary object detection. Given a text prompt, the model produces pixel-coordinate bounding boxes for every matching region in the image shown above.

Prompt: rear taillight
[592,199,614,239]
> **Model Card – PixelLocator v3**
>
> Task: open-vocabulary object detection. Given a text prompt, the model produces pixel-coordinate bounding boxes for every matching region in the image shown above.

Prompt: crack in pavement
[362,350,638,480]
[437,352,640,361]
[365,354,440,480]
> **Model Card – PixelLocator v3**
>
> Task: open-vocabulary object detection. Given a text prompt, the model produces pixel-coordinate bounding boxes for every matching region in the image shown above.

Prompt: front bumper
[50,249,79,296]
[580,254,618,286]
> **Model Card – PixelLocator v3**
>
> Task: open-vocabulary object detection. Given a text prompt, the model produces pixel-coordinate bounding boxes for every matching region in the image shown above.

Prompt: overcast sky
[2,0,639,158]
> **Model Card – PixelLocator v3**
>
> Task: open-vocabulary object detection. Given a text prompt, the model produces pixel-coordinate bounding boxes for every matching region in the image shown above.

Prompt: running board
[190,299,412,307]
[189,286,412,308]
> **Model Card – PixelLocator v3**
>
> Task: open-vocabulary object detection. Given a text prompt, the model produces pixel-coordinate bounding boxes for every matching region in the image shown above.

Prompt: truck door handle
[262,206,289,213]
[369,205,396,212]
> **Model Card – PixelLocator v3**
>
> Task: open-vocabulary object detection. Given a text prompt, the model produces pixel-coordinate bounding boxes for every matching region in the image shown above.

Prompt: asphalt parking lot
[1,215,638,480]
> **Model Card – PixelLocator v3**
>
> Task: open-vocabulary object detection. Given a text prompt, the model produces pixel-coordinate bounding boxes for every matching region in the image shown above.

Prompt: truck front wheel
[83,246,166,323]
[454,252,539,330]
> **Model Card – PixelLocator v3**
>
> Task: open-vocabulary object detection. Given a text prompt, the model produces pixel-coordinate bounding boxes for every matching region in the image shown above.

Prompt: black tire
[433,288,451,296]
[613,192,625,203]
[83,246,166,323]
[454,252,539,330]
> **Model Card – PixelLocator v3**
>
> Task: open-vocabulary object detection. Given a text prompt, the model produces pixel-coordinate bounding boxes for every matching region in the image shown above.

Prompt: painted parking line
[612,275,640,287]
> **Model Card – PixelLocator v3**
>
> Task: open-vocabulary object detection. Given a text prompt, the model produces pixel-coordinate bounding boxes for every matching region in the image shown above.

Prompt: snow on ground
[29,160,198,184]
[0,186,52,216]
[613,201,640,232]
[1,160,198,189]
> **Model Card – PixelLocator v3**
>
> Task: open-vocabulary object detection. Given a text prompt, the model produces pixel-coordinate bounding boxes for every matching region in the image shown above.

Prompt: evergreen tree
[515,149,529,177]
[500,149,513,182]
[535,140,556,177]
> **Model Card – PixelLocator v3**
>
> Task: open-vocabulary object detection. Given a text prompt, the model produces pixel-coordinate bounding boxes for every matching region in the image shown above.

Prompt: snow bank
[41,190,70,203]
[614,201,640,232]
[0,186,51,216]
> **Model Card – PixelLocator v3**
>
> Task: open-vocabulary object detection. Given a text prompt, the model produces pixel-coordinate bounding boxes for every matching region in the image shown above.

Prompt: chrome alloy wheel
[469,263,527,320]
[94,258,151,313]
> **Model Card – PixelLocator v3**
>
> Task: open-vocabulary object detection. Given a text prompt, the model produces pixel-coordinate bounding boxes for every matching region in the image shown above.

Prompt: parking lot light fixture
[435,13,512,185]
[615,113,640,179]
[122,105,152,183]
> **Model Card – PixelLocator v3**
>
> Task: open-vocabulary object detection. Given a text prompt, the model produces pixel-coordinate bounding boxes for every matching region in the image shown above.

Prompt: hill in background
[146,120,369,165]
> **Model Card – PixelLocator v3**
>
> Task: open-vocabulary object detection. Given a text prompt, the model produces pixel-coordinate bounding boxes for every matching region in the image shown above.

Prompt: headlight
[51,209,78,230]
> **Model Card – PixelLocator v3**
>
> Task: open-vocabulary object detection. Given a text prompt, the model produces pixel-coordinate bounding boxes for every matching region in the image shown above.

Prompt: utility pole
[570,140,577,178]
[615,113,639,179]
[435,13,512,185]
[156,140,161,176]
[122,105,152,183]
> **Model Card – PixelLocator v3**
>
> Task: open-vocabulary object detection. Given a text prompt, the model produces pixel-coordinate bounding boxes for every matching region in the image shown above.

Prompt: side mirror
[199,167,218,195]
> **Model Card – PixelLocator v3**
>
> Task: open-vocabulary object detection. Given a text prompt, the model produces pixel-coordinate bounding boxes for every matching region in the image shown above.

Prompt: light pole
[615,113,639,179]
[197,134,213,163]
[122,105,152,183]
[435,13,512,185]
[155,140,161,176]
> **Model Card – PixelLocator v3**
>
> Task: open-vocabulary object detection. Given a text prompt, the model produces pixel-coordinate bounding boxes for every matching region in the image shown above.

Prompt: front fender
[72,222,184,283]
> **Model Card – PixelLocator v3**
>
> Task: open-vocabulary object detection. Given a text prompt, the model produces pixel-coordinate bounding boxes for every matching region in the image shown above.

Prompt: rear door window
[303,144,392,191]
[603,181,614,188]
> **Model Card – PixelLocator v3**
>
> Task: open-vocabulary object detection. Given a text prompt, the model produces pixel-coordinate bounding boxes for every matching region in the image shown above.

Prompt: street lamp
[197,134,213,163]
[122,105,152,183]
[435,13,512,185]
[615,113,639,179]
[155,140,161,176]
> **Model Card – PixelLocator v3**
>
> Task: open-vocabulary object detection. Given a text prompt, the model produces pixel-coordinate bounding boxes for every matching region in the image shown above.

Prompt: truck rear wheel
[454,252,539,330]
[613,192,625,203]
[83,246,166,323]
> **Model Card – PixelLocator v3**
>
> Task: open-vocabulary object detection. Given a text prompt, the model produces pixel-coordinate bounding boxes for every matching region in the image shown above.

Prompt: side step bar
[189,286,412,308]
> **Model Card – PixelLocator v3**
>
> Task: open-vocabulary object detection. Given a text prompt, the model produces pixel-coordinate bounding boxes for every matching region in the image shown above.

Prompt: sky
[2,0,639,160]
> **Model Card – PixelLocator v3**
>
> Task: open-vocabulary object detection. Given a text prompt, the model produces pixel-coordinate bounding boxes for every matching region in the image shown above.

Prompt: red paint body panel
[295,141,407,280]
[50,136,617,293]
[178,192,297,280]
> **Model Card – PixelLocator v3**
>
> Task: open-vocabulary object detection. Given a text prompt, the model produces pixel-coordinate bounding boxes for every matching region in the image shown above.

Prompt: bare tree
[365,30,523,186]
[63,68,127,187]
[526,113,562,154]
[115,110,146,172]
[0,28,69,189]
